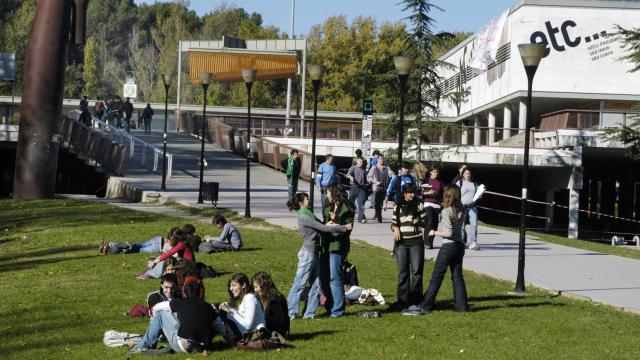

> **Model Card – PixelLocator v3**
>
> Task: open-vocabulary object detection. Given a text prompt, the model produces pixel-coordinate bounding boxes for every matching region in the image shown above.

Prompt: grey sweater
[298,213,347,251]
[458,180,477,205]
[212,223,242,249]
[438,207,464,244]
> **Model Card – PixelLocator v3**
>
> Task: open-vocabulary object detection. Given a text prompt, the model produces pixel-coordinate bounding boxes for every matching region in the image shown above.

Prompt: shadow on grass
[288,330,337,341]
[0,244,96,261]
[0,254,97,273]
[471,301,565,312]
[0,237,19,245]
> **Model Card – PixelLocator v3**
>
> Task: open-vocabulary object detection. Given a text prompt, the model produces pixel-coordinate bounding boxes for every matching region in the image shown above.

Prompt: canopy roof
[188,49,298,83]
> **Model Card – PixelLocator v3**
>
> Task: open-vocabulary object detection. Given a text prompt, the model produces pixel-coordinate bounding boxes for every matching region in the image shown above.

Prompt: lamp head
[199,72,212,85]
[518,43,545,67]
[393,56,414,76]
[308,64,326,81]
[241,68,257,84]
[162,74,172,86]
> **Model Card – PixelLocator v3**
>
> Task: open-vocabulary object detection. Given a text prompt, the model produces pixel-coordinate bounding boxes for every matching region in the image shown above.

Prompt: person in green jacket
[284,149,301,204]
[315,184,355,317]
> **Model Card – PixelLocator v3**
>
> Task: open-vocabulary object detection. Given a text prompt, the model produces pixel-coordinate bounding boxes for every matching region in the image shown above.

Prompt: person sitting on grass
[199,215,242,253]
[129,282,228,355]
[137,230,195,281]
[218,273,266,342]
[99,227,179,255]
[252,271,290,337]
[183,224,203,252]
[147,273,180,317]
[402,185,470,316]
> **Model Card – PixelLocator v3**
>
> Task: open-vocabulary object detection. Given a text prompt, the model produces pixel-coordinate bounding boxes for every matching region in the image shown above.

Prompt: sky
[135,0,517,36]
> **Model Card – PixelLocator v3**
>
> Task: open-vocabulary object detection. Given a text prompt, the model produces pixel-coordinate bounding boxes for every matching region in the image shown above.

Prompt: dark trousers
[349,186,366,221]
[419,241,468,311]
[423,205,440,248]
[395,243,425,307]
[373,191,385,222]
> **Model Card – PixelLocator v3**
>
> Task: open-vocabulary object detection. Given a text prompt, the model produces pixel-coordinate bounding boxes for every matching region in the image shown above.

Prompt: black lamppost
[515,43,544,293]
[393,56,413,230]
[242,68,257,218]
[197,72,212,204]
[308,64,325,209]
[160,73,171,191]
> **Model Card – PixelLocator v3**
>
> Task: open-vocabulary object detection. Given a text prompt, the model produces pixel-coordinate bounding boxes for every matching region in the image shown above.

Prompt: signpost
[123,78,137,99]
[361,99,373,157]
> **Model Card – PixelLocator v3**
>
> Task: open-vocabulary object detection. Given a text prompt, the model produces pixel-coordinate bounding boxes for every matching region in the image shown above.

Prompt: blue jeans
[135,310,184,352]
[287,248,320,318]
[461,204,478,245]
[307,251,345,317]
[108,236,162,254]
[349,186,366,222]
[395,243,425,307]
[419,242,469,311]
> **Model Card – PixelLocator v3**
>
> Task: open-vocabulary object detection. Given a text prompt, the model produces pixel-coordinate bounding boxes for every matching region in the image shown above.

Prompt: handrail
[90,114,173,179]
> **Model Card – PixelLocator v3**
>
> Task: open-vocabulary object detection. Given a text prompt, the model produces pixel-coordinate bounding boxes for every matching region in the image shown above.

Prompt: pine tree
[83,37,100,98]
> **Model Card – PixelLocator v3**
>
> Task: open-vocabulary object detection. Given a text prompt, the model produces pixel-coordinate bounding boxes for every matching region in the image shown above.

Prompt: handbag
[235,328,269,351]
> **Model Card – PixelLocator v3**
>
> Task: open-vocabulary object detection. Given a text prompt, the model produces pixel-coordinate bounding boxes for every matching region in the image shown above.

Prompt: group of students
[130,271,289,355]
[79,95,156,134]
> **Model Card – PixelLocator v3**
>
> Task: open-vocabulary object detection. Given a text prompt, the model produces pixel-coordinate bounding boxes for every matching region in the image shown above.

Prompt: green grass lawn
[1,199,640,359]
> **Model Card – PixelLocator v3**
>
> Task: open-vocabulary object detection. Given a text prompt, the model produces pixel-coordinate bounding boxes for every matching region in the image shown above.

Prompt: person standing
[455,167,480,250]
[451,163,467,185]
[79,95,88,112]
[389,183,426,312]
[402,185,469,315]
[367,149,381,207]
[284,149,301,205]
[316,185,354,318]
[123,97,134,133]
[367,154,393,223]
[352,149,366,169]
[95,97,105,120]
[316,154,338,208]
[383,162,417,210]
[286,192,351,319]
[346,157,368,223]
[142,103,154,134]
[421,166,444,249]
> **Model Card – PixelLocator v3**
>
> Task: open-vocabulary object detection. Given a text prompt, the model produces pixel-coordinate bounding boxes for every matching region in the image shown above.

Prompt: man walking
[367,154,393,223]
[316,154,338,208]
[283,149,301,205]
[123,97,134,133]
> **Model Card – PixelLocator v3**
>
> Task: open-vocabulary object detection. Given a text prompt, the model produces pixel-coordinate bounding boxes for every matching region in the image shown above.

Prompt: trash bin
[203,182,219,207]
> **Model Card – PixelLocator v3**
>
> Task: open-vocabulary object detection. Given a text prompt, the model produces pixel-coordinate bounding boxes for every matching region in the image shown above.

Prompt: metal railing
[77,111,174,178]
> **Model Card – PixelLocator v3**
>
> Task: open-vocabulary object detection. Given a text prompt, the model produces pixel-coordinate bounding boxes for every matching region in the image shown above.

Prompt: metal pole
[515,66,537,293]
[197,83,209,204]
[161,83,169,191]
[245,81,253,218]
[285,0,296,132]
[395,74,408,239]
[309,80,320,208]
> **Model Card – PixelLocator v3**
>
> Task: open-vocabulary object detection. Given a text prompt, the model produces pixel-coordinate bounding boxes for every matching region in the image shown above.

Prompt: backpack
[103,330,142,347]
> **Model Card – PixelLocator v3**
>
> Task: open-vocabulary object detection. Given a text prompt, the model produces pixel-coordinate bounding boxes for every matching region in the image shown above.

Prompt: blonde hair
[413,162,428,181]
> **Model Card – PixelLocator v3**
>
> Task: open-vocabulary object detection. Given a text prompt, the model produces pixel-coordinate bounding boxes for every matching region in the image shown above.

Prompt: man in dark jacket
[282,149,301,204]
[130,282,229,354]
[123,97,134,133]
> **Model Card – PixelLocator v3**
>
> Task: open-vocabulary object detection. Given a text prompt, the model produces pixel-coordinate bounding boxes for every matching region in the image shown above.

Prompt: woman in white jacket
[219,273,266,341]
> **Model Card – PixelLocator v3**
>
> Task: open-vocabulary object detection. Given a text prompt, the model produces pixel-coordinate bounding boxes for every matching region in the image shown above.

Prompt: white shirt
[227,293,266,335]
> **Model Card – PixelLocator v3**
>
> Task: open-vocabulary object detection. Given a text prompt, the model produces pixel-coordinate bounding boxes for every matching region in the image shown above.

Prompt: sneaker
[402,305,424,316]
[128,346,149,354]
[360,219,367,224]
[289,315,296,320]
[302,314,315,320]
[136,273,151,281]
[468,242,480,250]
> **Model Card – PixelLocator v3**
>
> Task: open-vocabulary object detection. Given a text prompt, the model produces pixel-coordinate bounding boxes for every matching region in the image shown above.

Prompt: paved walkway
[105,129,640,313]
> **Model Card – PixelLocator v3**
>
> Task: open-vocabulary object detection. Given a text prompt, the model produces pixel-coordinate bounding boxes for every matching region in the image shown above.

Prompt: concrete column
[460,120,468,145]
[473,117,481,146]
[568,187,580,239]
[503,105,512,139]
[518,100,527,134]
[488,111,496,144]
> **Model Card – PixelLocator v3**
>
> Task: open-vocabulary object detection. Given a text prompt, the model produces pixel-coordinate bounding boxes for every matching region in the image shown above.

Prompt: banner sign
[469,8,510,72]
[361,114,373,157]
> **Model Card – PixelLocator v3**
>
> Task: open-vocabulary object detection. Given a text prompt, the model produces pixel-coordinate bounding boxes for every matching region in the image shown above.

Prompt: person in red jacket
[137,230,195,280]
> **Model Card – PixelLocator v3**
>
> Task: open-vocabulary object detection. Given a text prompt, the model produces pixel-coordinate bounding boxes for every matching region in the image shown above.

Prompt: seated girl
[252,271,290,337]
[137,230,195,281]
[99,227,178,255]
[218,273,266,342]
[199,215,243,252]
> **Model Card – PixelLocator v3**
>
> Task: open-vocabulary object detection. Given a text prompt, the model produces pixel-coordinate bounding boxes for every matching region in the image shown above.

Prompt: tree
[83,37,100,98]
[604,26,640,159]
[127,27,159,102]
[0,0,36,96]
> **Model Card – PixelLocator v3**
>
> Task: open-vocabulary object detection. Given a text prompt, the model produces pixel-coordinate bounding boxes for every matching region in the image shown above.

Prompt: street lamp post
[197,72,212,204]
[393,56,414,234]
[515,43,544,293]
[160,74,171,191]
[308,64,325,209]
[242,68,257,218]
